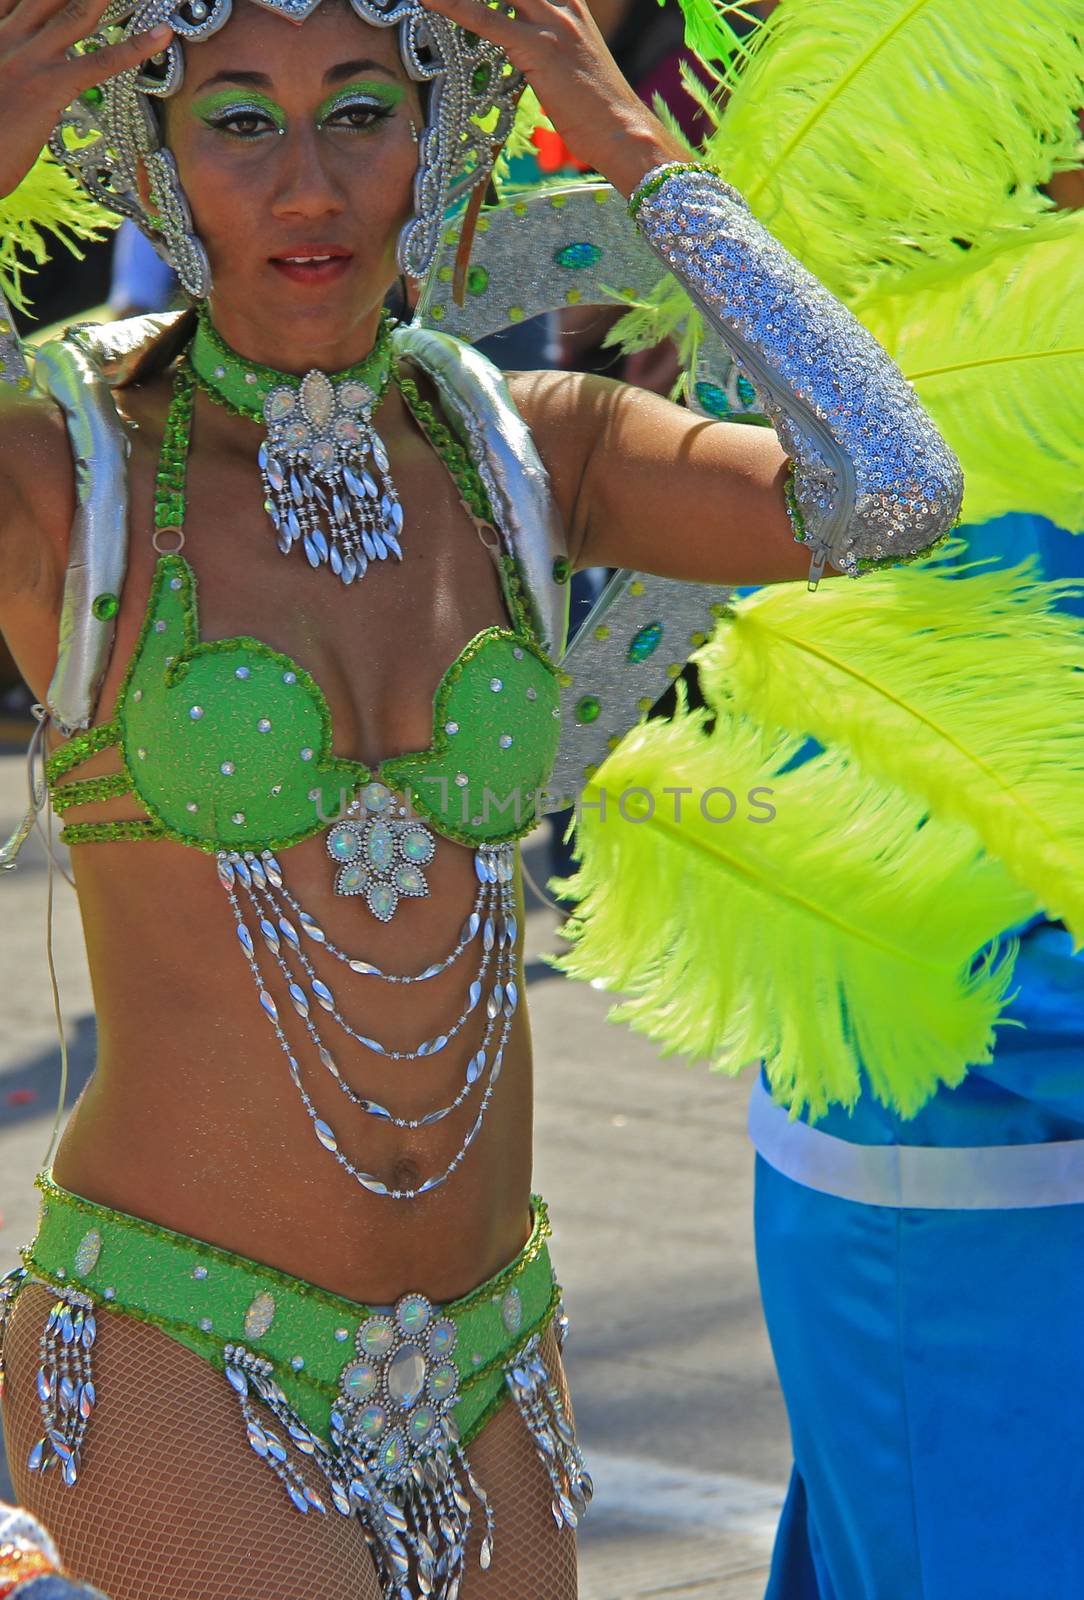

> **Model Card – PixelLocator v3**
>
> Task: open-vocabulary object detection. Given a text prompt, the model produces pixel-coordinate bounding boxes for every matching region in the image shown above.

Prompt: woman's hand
[0,0,171,199]
[421,0,687,196]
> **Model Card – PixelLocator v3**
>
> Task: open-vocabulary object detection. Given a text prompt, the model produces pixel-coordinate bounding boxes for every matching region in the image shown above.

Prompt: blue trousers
[756,920,1084,1599]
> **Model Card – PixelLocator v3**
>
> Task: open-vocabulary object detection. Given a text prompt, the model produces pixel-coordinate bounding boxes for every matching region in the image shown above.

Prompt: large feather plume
[553,702,1035,1118]
[696,556,1084,944]
[0,151,114,313]
[856,212,1084,530]
[689,0,1084,300]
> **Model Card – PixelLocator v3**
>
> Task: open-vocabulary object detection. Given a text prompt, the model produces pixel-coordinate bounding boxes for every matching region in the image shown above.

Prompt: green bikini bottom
[5,1175,592,1598]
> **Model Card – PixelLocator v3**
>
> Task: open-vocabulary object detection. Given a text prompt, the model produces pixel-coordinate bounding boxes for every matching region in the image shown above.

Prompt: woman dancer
[0,0,958,1594]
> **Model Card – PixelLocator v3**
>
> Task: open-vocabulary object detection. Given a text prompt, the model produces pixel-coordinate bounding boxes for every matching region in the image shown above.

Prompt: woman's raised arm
[510,366,805,587]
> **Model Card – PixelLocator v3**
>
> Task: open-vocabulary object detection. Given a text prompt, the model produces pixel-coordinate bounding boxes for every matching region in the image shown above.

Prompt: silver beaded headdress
[48,0,523,297]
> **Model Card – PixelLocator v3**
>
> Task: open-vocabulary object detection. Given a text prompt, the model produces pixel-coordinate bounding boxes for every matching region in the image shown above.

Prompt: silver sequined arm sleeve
[630,164,963,580]
[0,285,30,389]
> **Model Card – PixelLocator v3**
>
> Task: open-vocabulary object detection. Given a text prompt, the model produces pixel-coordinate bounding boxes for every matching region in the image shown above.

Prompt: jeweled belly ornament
[327,782,436,922]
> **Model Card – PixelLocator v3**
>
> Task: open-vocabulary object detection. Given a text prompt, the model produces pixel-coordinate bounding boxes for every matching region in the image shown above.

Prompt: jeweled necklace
[191,307,402,586]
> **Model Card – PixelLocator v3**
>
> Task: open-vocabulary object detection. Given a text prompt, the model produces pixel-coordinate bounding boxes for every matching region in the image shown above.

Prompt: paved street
[0,747,790,1598]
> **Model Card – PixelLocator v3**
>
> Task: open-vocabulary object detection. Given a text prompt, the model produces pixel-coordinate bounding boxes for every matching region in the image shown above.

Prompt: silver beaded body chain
[216,839,520,1200]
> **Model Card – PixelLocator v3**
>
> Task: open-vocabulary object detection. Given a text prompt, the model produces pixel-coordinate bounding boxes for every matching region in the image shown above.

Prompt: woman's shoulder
[0,380,77,602]
[0,375,73,462]
[506,365,625,437]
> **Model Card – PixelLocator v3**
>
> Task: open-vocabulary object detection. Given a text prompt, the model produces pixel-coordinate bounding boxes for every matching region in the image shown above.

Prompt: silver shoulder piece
[393,322,569,661]
[631,165,964,580]
[35,331,132,736]
[0,287,30,388]
[67,309,188,387]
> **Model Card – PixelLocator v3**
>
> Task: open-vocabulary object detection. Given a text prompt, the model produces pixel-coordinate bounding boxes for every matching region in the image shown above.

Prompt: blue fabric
[757,513,1084,1598]
[758,1155,1084,1600]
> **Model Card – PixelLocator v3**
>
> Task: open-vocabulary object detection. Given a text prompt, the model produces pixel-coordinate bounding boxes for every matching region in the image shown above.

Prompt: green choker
[190,308,404,587]
[190,308,395,421]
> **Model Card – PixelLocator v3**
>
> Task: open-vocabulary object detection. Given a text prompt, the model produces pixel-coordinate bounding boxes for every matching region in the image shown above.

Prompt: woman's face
[164,0,421,368]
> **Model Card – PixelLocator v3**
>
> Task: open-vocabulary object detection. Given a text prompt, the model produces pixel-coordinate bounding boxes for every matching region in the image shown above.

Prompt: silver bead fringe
[505,1326,594,1531]
[259,370,404,586]
[222,1295,589,1599]
[25,1287,97,1487]
[218,840,519,1201]
[224,1286,494,1600]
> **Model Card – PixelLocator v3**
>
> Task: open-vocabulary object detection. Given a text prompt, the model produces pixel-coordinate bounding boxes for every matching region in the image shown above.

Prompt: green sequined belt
[9,1174,591,1589]
[24,1173,556,1445]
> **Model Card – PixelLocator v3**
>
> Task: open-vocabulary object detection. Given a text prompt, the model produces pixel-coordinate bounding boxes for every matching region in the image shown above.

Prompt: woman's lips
[269,251,353,286]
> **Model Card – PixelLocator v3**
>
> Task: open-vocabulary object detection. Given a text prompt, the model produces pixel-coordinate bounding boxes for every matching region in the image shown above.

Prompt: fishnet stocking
[2,1282,382,1600]
[2,1285,579,1600]
[458,1325,578,1600]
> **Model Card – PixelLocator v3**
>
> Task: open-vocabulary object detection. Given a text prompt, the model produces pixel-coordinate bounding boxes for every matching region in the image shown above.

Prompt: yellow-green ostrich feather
[685,0,1084,300]
[553,703,1035,1119]
[697,557,1084,945]
[857,212,1084,530]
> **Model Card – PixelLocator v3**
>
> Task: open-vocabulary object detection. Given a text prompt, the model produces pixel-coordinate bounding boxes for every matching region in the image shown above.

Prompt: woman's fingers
[6,0,115,46]
[61,20,173,88]
[49,0,164,52]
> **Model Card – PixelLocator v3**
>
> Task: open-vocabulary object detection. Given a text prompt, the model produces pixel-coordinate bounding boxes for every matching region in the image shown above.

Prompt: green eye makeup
[315,80,405,127]
[190,80,404,139]
[191,89,287,135]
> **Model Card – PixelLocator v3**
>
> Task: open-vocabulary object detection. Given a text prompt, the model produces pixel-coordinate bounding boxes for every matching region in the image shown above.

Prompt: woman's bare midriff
[25,366,542,1310]
[53,834,536,1306]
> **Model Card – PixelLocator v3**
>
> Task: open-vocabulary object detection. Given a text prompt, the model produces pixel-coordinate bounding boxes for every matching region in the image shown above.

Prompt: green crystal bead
[695,381,731,418]
[466,264,490,296]
[554,241,602,271]
[91,592,119,622]
[552,557,572,585]
[575,695,601,724]
[628,622,663,663]
[471,61,492,94]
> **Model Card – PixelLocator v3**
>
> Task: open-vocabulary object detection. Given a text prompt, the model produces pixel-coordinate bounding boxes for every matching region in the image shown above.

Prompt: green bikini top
[47,358,563,854]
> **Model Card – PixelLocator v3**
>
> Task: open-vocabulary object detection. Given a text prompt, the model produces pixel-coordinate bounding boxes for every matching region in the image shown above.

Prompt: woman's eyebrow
[192,59,397,95]
[192,69,275,93]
